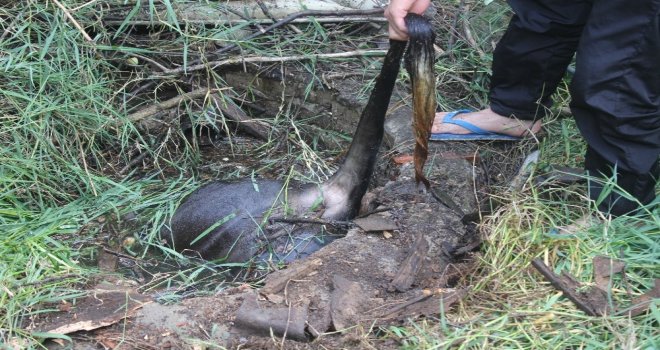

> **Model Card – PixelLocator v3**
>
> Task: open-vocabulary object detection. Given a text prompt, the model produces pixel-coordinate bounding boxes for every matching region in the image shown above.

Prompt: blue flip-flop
[429,109,522,141]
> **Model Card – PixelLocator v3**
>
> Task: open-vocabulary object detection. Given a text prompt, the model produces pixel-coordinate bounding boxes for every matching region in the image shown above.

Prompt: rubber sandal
[429,109,522,141]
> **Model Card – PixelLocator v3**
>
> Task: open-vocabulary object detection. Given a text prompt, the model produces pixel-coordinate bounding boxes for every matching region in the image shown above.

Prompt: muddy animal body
[165,14,434,263]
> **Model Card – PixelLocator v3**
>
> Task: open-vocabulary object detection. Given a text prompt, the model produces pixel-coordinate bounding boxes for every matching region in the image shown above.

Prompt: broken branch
[156,49,387,76]
[189,8,385,65]
[127,88,215,122]
[531,258,607,316]
[101,16,388,26]
[209,92,271,140]
[52,0,94,43]
[379,288,468,320]
[269,216,353,228]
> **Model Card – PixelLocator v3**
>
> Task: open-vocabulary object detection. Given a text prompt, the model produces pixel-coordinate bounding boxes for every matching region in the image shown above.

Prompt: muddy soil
[34,60,535,350]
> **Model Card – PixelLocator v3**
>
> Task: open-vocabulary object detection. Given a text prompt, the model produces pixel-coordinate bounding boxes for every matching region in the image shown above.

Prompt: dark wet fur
[404,14,437,189]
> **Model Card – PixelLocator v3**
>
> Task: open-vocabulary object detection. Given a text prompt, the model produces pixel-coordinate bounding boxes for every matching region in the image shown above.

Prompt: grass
[0,0,657,349]
[0,1,377,346]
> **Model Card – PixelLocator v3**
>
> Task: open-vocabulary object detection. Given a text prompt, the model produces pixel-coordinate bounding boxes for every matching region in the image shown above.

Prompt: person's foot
[432,108,542,138]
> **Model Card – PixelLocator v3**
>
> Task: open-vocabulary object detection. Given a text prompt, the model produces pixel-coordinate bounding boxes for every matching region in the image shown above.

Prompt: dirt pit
[33,66,536,350]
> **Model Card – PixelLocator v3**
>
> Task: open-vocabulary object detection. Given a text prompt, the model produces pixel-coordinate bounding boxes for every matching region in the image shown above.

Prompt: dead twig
[255,0,278,23]
[155,49,387,77]
[378,288,469,320]
[101,16,388,26]
[209,90,271,140]
[220,5,267,33]
[119,132,168,175]
[101,246,139,261]
[269,216,353,228]
[52,0,94,43]
[461,4,486,60]
[119,152,148,176]
[127,88,216,122]
[446,0,465,54]
[78,137,98,196]
[380,291,433,316]
[123,86,271,175]
[128,53,169,72]
[255,0,302,34]
[71,0,101,12]
[186,8,385,67]
[531,258,606,316]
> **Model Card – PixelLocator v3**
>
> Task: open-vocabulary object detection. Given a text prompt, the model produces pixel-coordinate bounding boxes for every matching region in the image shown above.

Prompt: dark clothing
[585,147,659,215]
[489,0,660,215]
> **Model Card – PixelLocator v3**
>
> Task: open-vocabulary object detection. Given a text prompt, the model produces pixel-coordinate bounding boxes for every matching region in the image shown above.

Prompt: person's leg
[490,0,592,119]
[570,0,660,216]
[433,0,591,137]
[584,148,659,215]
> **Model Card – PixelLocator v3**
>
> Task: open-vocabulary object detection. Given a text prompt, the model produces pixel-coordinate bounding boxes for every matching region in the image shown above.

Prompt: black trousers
[489,0,660,215]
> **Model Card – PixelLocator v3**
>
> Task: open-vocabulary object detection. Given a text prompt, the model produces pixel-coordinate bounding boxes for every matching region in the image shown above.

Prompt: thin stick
[102,247,139,261]
[256,0,278,23]
[269,216,353,228]
[71,0,101,12]
[52,0,94,43]
[461,4,486,60]
[256,0,303,35]
[447,0,465,53]
[128,80,157,99]
[127,88,214,122]
[156,49,387,76]
[119,133,168,175]
[102,16,388,26]
[119,151,150,175]
[129,53,168,72]
[221,6,267,33]
[187,8,385,66]
[78,137,98,196]
[531,258,599,316]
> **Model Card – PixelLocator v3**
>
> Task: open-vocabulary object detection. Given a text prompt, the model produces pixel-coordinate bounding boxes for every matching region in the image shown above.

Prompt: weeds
[0,0,385,345]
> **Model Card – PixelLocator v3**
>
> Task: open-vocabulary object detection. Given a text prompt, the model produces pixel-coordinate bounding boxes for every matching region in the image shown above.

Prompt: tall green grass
[0,2,159,344]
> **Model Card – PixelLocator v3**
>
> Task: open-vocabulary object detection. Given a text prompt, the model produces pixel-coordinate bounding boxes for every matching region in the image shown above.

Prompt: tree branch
[127,88,215,122]
[156,49,387,76]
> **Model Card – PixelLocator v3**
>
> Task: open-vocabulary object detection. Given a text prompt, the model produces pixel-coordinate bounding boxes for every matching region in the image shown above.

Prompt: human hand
[384,0,431,40]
